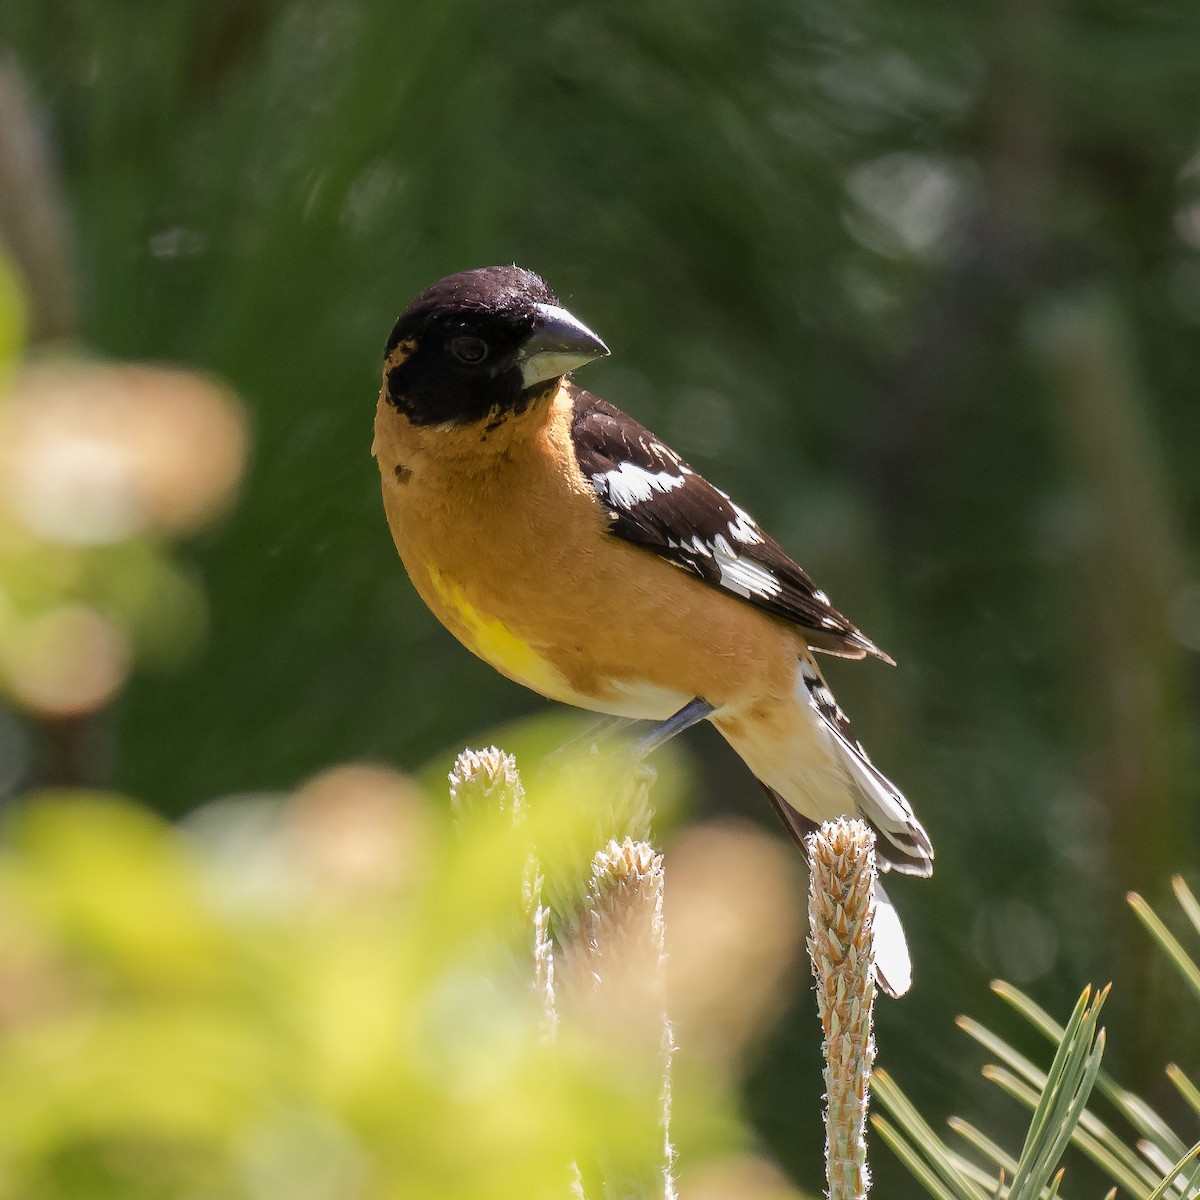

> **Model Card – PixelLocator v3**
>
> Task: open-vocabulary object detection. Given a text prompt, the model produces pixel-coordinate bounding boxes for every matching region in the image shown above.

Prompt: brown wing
[568,383,893,663]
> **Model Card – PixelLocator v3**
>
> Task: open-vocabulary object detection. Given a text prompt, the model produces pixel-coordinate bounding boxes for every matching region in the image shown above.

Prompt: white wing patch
[593,462,688,509]
[712,533,783,600]
[727,503,764,546]
[666,534,714,559]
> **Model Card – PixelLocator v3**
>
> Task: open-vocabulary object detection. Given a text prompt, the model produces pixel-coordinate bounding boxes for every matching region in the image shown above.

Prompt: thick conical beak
[518,302,610,388]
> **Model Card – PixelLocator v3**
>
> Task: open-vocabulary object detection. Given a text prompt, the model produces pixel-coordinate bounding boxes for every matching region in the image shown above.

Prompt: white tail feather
[873,881,912,997]
[797,658,934,876]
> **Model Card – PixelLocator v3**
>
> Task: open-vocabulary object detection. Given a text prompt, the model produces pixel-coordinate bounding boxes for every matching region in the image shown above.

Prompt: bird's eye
[449,336,489,364]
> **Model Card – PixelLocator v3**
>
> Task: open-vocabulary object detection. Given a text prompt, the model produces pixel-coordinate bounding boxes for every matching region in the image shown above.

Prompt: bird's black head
[382,265,609,427]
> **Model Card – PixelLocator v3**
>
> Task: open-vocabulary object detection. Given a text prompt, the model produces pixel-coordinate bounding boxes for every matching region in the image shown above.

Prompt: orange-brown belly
[375,390,800,718]
[387,500,796,719]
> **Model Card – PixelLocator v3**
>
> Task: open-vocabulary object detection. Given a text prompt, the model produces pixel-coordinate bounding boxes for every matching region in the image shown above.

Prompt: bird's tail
[795,658,934,878]
[762,785,913,998]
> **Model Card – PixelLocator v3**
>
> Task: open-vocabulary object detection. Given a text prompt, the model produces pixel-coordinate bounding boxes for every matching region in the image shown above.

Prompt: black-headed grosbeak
[373,265,932,996]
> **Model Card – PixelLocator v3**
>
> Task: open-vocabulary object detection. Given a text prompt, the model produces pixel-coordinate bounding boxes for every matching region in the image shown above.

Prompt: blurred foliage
[876,882,1200,1200]
[0,254,23,368]
[0,292,244,759]
[0,754,752,1200]
[876,986,1109,1200]
[2,0,1200,1193]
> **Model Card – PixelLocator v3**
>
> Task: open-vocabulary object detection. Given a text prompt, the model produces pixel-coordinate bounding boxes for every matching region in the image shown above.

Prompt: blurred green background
[2,0,1200,1194]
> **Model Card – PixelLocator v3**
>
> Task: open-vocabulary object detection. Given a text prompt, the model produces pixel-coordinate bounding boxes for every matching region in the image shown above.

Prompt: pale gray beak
[518,302,610,388]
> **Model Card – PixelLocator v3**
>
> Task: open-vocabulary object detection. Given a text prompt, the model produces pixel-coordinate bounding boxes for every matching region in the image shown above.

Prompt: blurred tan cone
[0,362,248,544]
[664,820,804,1077]
[0,601,128,716]
[806,818,878,1200]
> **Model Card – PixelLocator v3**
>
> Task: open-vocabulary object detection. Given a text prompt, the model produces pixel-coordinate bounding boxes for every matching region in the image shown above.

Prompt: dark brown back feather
[568,383,893,663]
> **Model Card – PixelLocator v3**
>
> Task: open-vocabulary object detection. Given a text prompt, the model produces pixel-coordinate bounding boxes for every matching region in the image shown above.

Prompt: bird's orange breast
[373,382,801,718]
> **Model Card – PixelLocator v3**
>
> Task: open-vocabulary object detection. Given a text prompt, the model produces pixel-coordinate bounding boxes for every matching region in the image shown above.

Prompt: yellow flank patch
[425,565,568,698]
